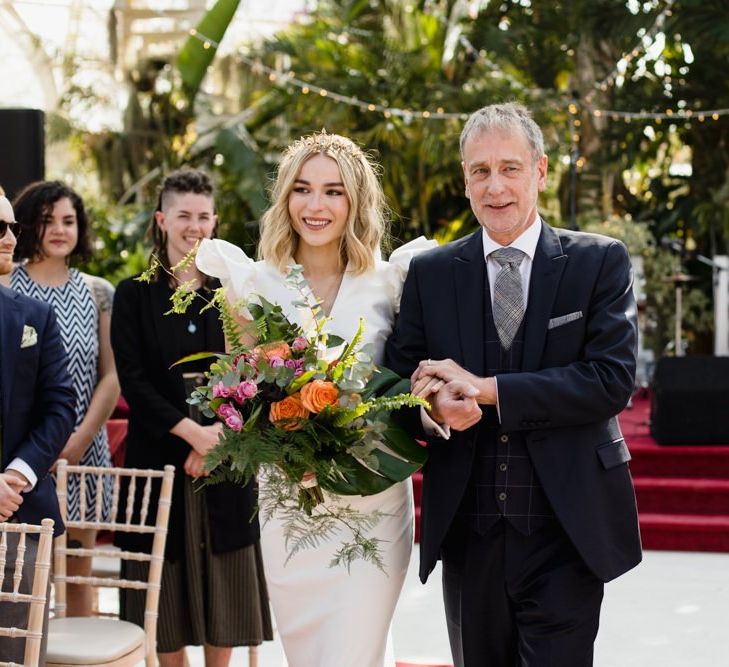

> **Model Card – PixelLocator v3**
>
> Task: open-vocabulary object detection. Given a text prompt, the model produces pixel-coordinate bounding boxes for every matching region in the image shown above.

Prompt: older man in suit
[0,187,76,663]
[386,103,641,667]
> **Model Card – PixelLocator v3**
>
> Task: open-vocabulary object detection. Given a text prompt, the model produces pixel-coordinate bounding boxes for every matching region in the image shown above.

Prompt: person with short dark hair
[8,180,120,618]
[386,102,641,667]
[0,186,76,663]
[111,168,272,667]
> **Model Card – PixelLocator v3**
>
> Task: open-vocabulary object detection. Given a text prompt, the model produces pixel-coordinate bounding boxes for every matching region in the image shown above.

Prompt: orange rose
[300,380,339,413]
[269,393,309,431]
[253,341,292,361]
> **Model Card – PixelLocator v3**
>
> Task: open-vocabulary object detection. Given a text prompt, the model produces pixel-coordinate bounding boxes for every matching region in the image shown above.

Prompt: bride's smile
[288,153,350,254]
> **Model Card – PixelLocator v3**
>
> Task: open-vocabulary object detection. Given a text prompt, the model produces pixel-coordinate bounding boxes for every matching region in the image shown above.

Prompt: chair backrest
[53,461,174,663]
[0,518,54,667]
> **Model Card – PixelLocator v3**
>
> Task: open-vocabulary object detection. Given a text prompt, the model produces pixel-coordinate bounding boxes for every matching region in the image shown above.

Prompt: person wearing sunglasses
[0,186,76,663]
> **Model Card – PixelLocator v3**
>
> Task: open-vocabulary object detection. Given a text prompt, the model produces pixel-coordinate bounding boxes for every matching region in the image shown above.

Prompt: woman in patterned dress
[8,181,120,616]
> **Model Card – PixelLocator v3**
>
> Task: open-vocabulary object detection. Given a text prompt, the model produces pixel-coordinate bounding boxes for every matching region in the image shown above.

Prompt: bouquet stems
[298,484,325,515]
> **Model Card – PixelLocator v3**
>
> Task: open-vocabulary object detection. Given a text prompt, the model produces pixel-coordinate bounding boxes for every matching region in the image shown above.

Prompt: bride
[196,131,435,667]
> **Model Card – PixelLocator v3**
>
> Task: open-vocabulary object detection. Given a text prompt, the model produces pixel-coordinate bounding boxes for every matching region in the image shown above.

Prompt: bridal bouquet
[140,256,428,570]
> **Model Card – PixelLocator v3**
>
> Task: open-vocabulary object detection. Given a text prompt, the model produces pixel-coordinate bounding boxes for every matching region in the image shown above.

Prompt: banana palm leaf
[177,0,241,101]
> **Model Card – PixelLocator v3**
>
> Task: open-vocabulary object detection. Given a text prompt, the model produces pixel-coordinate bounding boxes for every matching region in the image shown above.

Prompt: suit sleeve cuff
[420,406,451,439]
[6,458,38,491]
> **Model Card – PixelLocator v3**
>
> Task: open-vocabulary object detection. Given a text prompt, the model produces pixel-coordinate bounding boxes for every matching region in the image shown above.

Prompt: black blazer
[386,223,642,584]
[0,285,76,535]
[110,275,259,559]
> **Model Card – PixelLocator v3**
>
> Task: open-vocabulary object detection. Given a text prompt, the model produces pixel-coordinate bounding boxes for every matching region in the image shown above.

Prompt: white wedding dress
[196,237,436,667]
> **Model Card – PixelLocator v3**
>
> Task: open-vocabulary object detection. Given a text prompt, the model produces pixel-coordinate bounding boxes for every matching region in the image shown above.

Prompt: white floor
[164,547,729,666]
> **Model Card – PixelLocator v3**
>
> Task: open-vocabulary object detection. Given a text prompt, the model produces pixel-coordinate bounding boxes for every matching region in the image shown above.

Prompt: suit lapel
[453,230,486,375]
[522,222,567,372]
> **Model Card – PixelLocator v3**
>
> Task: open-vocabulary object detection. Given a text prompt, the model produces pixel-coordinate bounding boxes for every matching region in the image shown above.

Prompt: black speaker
[650,356,729,445]
[0,108,45,201]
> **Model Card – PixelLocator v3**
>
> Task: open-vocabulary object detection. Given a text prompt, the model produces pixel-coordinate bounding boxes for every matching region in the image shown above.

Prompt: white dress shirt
[422,215,543,437]
[482,213,541,308]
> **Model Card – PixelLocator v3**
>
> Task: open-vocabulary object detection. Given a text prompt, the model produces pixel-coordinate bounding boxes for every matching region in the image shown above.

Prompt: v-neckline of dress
[292,264,352,321]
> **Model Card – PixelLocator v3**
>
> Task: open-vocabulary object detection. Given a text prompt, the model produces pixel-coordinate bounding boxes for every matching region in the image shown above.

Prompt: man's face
[462,127,547,246]
[0,196,17,275]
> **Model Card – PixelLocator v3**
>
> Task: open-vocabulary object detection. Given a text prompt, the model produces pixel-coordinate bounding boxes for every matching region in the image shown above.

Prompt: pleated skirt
[121,476,273,652]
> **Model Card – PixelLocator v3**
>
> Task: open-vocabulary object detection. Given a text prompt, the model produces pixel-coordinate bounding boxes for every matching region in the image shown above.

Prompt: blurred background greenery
[6,0,729,357]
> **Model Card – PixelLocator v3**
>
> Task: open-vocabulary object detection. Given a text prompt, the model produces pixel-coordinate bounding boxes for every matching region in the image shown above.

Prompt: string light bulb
[179,22,728,126]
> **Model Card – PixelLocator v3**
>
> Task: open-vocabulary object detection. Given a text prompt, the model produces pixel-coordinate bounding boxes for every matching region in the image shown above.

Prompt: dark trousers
[441,519,604,667]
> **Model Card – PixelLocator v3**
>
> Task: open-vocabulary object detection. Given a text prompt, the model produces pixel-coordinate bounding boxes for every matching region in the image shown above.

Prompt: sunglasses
[0,220,18,238]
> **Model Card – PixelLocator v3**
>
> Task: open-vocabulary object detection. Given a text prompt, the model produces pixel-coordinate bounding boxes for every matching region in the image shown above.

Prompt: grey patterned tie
[491,247,526,350]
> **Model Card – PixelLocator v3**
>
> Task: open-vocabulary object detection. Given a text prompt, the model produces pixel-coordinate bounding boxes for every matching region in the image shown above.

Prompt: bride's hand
[412,358,475,398]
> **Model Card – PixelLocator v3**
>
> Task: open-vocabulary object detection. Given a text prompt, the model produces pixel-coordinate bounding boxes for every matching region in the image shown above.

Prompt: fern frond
[331,317,365,370]
[165,282,198,314]
[209,288,244,345]
[170,242,200,274]
[135,255,160,283]
[333,394,430,427]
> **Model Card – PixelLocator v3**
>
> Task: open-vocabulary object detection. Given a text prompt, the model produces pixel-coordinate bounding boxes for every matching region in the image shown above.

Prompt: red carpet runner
[412,395,729,551]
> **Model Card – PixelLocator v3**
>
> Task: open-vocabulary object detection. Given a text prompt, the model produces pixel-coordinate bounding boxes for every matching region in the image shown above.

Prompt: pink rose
[217,403,244,431]
[233,380,258,403]
[269,356,285,368]
[292,336,309,352]
[285,358,305,378]
[212,381,230,398]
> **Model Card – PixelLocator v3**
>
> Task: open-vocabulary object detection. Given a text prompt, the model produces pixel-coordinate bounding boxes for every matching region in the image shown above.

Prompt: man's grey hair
[460,103,545,161]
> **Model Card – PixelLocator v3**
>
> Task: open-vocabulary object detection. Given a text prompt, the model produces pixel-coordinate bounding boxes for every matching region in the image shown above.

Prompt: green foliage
[258,469,387,571]
[76,199,151,285]
[178,0,242,102]
[59,0,729,355]
[582,214,713,356]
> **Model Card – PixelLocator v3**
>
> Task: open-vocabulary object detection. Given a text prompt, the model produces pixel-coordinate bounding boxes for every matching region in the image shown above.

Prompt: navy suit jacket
[386,223,642,584]
[0,284,76,535]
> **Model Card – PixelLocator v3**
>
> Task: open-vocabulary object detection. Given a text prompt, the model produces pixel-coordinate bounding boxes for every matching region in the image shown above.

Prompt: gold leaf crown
[284,130,365,160]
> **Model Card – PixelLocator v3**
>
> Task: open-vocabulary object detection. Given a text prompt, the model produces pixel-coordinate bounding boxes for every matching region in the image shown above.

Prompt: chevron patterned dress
[11,265,112,521]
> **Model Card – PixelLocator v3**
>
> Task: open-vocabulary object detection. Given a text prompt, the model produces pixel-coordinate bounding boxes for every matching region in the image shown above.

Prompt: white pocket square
[548,311,583,330]
[21,324,38,348]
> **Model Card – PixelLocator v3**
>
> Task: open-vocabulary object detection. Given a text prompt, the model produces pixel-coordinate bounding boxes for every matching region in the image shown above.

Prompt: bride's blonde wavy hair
[258,132,389,274]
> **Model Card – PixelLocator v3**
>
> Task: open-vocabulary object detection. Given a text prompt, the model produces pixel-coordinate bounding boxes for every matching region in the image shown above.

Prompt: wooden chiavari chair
[0,518,54,667]
[47,460,174,667]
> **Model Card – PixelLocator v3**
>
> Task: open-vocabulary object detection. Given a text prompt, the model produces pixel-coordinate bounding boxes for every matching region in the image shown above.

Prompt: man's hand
[0,472,26,522]
[429,380,482,431]
[412,358,497,405]
[184,450,210,479]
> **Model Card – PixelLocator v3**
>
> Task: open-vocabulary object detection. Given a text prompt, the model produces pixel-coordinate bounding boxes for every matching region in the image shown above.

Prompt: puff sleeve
[196,238,257,316]
[385,236,438,313]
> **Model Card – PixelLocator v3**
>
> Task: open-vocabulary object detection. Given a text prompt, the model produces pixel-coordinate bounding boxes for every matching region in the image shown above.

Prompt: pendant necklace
[187,320,197,334]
